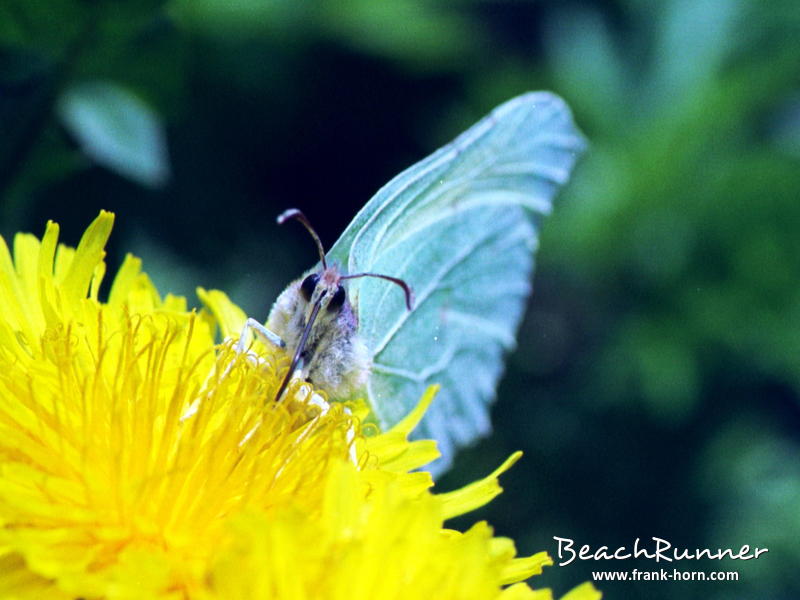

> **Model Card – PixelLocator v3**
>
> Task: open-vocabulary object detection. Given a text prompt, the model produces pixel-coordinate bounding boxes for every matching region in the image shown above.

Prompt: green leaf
[57,81,169,187]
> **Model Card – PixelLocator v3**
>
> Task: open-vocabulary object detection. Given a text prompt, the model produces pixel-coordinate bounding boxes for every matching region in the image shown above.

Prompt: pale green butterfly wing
[327,92,585,471]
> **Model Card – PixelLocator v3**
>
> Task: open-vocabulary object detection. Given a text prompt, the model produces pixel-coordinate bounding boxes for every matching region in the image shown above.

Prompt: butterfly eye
[328,285,346,312]
[300,274,320,301]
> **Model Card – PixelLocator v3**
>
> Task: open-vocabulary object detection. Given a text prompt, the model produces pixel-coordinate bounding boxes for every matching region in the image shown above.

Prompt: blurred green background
[1,1,798,598]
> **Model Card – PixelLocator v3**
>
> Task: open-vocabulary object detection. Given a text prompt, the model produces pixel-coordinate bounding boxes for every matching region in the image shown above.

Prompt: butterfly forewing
[365,206,535,453]
[327,92,585,472]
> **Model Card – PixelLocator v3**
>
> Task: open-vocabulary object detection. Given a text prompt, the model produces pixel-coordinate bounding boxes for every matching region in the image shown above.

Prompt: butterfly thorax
[267,267,370,400]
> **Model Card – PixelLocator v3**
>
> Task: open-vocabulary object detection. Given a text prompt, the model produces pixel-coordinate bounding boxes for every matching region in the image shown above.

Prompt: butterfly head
[298,266,350,326]
[278,208,414,314]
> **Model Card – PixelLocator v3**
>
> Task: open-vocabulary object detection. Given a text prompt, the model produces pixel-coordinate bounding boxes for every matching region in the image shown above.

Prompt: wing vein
[371,221,514,356]
[372,345,456,383]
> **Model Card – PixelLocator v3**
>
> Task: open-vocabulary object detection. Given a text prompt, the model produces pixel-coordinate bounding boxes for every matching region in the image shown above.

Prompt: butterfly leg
[221,318,285,376]
[235,318,286,354]
[184,319,287,422]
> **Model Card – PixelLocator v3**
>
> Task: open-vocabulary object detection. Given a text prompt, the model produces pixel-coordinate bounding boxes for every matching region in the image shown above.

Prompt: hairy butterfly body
[267,263,370,400]
[256,209,412,404]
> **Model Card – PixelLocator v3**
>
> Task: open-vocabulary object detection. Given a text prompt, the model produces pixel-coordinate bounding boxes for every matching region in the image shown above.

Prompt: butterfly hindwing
[327,92,585,471]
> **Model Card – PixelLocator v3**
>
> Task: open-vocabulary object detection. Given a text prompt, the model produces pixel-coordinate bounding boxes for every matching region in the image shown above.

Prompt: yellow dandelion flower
[0,212,601,600]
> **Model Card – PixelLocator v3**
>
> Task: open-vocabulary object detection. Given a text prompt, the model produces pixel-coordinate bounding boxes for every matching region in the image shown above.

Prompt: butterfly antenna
[277,209,328,269]
[340,272,414,310]
[273,299,323,402]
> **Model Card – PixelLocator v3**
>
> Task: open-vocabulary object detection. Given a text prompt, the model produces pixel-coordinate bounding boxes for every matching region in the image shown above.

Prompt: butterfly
[239,92,585,472]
